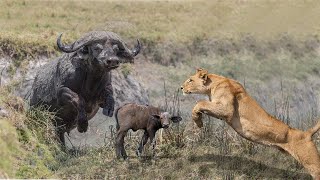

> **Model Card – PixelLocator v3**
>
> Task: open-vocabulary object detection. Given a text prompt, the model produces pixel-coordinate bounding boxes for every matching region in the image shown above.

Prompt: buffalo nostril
[163,124,169,128]
[106,59,119,65]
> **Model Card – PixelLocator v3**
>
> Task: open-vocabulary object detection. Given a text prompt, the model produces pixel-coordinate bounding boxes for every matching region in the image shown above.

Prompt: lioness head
[181,68,209,94]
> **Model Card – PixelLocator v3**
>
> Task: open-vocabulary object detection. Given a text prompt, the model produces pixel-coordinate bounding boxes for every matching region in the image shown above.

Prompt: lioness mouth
[182,91,191,95]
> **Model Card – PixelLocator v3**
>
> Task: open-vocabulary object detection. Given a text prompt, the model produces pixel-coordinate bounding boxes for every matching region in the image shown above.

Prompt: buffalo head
[152,112,182,129]
[57,31,141,70]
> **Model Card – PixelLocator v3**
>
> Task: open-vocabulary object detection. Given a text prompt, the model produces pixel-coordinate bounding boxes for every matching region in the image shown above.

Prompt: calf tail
[307,120,320,137]
[114,107,120,131]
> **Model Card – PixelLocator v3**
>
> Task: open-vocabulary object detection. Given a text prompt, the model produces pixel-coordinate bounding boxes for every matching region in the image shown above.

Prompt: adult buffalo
[30,31,141,145]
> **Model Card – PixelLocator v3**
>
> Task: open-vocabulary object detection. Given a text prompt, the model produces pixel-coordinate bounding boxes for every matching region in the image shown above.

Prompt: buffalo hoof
[103,107,114,117]
[77,120,88,133]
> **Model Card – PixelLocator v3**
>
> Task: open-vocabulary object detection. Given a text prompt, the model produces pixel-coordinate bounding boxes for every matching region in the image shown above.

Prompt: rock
[0,107,9,118]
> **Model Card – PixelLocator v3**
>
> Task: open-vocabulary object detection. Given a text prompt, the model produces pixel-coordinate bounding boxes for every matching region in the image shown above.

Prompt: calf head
[152,112,182,129]
[57,31,141,71]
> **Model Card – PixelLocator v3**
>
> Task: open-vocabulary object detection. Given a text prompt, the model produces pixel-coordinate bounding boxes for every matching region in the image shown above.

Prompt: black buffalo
[30,31,141,145]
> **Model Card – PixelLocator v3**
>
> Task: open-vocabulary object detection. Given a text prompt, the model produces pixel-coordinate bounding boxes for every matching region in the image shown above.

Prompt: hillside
[0,0,320,179]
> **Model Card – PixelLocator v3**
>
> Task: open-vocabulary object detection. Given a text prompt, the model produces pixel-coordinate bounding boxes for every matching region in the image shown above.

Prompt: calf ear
[170,116,182,123]
[151,114,160,121]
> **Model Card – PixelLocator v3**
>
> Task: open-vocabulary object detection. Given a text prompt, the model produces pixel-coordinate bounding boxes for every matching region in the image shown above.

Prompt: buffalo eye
[112,44,119,53]
[93,44,103,52]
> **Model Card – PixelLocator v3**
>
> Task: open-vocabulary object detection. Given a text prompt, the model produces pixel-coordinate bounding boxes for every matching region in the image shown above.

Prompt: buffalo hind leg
[56,127,67,150]
[57,87,88,133]
[136,131,149,157]
[116,130,127,159]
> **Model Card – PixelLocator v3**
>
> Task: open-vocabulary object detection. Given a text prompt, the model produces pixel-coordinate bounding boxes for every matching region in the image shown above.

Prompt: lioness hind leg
[282,141,320,179]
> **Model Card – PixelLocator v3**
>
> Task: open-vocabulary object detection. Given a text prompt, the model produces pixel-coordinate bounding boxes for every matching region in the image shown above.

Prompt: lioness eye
[188,79,193,83]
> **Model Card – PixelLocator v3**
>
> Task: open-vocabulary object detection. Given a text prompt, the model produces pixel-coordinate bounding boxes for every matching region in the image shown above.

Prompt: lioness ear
[196,68,204,73]
[198,69,208,82]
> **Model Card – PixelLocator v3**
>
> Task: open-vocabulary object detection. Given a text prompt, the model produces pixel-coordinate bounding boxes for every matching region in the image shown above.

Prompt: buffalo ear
[79,46,89,55]
[170,116,182,123]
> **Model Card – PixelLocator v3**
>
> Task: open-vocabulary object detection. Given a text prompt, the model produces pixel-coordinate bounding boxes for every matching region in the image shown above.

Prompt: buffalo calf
[115,103,182,159]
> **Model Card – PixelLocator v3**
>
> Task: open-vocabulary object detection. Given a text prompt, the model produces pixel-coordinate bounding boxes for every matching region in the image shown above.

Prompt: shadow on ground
[189,154,312,179]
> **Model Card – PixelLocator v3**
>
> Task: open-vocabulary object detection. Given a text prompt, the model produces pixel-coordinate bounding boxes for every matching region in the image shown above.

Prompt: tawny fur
[181,68,320,179]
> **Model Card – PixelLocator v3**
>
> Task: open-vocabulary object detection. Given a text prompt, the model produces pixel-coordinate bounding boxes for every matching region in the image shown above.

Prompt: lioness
[181,68,320,179]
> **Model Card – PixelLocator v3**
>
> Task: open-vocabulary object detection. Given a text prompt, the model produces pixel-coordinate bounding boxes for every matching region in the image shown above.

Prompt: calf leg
[57,87,88,133]
[147,130,157,158]
[116,130,127,159]
[136,131,149,157]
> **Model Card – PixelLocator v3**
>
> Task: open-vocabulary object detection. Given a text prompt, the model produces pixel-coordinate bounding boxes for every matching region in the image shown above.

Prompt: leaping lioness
[181,68,320,179]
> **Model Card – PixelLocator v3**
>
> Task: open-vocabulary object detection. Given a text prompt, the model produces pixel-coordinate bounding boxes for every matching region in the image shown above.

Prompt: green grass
[0,88,64,178]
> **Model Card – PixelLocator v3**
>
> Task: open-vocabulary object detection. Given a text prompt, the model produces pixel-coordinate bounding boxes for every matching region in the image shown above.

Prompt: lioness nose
[180,86,183,90]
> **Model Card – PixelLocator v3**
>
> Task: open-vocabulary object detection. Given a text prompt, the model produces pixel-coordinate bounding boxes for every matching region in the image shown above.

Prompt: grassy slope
[1,0,320,179]
[0,88,64,178]
[1,0,320,56]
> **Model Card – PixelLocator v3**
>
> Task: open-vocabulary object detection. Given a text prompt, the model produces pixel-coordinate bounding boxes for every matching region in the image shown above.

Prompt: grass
[1,82,317,179]
[0,87,65,178]
[1,0,320,60]
[1,0,320,179]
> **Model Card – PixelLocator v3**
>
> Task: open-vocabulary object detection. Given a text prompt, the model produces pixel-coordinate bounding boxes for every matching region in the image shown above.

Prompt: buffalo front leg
[192,100,234,128]
[136,131,149,157]
[101,74,115,117]
[116,130,127,159]
[57,87,88,133]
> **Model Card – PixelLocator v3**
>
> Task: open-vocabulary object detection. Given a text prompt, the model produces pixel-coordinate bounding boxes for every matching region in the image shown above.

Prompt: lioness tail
[308,121,320,137]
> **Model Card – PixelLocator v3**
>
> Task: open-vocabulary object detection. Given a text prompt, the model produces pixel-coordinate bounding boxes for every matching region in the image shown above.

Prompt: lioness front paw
[192,112,203,128]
